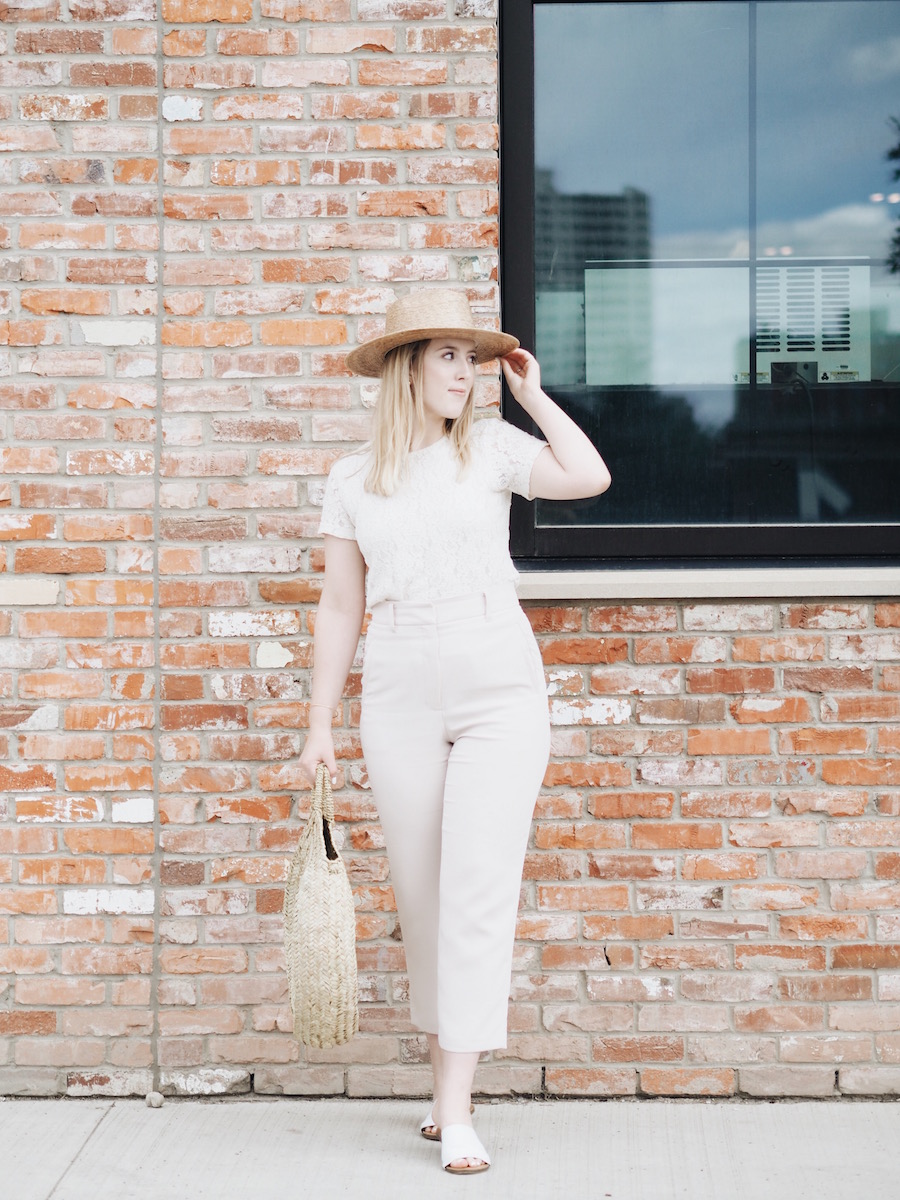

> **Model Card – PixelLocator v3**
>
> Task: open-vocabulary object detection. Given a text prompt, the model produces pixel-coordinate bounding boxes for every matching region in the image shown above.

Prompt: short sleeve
[318,459,357,540]
[477,417,547,500]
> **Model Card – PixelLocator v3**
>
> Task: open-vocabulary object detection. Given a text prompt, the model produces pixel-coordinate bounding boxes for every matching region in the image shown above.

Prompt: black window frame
[499,0,900,569]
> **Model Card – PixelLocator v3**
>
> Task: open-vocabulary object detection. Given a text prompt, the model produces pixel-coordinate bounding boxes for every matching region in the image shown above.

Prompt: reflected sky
[535,0,900,245]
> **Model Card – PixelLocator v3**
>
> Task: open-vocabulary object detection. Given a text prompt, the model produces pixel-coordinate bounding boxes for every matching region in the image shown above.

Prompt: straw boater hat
[345,289,520,377]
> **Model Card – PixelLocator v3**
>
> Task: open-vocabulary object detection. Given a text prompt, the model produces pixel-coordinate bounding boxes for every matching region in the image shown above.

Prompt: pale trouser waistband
[369,583,519,627]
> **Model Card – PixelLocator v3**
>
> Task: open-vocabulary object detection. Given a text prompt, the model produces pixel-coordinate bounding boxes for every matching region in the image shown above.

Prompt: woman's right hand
[298,725,337,786]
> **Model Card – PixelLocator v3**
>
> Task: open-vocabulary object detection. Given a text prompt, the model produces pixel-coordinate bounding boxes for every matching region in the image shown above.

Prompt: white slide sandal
[419,1103,475,1142]
[440,1124,491,1175]
[420,1107,440,1142]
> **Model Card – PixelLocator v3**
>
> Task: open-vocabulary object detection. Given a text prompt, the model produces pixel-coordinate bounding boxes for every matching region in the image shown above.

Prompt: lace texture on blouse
[318,417,547,608]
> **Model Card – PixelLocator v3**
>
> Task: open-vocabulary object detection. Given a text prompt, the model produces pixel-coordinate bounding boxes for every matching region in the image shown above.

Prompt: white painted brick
[74,320,155,347]
[162,95,202,121]
[160,1068,251,1096]
[117,352,156,377]
[207,546,303,574]
[0,515,57,537]
[16,793,101,822]
[683,604,774,631]
[549,697,630,726]
[830,634,900,661]
[62,889,155,915]
[638,759,724,785]
[737,696,785,714]
[208,611,303,638]
[210,673,304,700]
[0,579,59,606]
[66,1070,152,1097]
[5,704,58,730]
[256,641,294,668]
[0,643,57,668]
[159,920,198,945]
[546,669,583,696]
[112,795,154,824]
[117,547,154,574]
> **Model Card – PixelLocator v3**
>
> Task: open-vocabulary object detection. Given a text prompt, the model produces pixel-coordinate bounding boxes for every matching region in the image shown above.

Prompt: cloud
[848,37,900,83]
[655,203,896,268]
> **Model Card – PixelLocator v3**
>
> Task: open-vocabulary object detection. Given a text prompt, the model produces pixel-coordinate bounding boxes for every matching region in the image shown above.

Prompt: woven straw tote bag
[283,763,358,1048]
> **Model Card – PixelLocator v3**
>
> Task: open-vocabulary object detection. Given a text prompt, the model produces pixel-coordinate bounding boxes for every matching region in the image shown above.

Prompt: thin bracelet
[308,702,337,711]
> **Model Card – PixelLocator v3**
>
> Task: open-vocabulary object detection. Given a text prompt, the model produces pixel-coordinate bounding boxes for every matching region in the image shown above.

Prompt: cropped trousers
[359,584,550,1053]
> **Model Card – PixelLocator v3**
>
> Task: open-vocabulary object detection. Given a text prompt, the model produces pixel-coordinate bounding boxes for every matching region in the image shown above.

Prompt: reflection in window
[534,0,900,529]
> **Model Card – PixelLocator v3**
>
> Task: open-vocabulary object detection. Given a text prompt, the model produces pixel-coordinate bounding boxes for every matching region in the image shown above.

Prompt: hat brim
[345,326,520,377]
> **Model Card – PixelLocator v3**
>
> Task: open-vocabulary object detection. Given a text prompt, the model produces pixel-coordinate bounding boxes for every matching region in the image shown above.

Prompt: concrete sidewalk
[2,1096,899,1200]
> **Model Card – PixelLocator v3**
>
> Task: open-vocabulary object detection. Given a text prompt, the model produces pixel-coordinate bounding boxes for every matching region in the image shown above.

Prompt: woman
[298,289,610,1174]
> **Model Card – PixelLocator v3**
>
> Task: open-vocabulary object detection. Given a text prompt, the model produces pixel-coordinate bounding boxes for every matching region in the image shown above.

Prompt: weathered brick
[0,5,896,1102]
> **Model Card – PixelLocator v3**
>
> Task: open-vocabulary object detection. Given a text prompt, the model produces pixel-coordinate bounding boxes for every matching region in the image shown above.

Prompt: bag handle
[315,762,334,822]
[314,763,339,861]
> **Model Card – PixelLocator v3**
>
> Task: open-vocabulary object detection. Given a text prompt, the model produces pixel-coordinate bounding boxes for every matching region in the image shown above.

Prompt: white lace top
[318,417,548,607]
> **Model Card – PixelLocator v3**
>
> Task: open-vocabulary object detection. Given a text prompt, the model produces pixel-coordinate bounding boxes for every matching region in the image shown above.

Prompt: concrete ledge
[516,567,900,602]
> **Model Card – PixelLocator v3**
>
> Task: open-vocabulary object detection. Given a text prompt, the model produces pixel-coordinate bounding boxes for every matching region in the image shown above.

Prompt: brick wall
[2,2,899,1099]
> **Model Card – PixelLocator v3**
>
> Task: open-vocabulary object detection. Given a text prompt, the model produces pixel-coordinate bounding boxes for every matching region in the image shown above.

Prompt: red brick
[164,29,207,56]
[641,1067,735,1095]
[822,696,900,721]
[779,727,868,754]
[683,853,762,880]
[214,26,299,54]
[781,603,868,629]
[357,59,447,86]
[544,762,630,788]
[784,666,875,692]
[634,636,726,664]
[405,24,496,52]
[688,728,771,755]
[457,188,499,216]
[162,0,252,20]
[583,851,673,881]
[408,91,496,120]
[687,667,775,694]
[593,1035,682,1062]
[407,157,499,185]
[582,915,675,941]
[732,636,825,662]
[587,793,673,819]
[632,823,721,850]
[833,944,900,968]
[875,604,900,627]
[20,86,108,121]
[779,915,868,941]
[822,760,900,786]
[734,1006,823,1032]
[355,189,448,218]
[545,1068,637,1096]
[541,636,628,665]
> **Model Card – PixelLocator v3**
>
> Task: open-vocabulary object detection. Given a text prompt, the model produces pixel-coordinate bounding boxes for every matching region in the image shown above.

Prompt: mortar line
[148,6,166,1097]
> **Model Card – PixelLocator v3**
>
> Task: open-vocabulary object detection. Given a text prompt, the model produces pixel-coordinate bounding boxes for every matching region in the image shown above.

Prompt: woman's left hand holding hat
[500,347,542,409]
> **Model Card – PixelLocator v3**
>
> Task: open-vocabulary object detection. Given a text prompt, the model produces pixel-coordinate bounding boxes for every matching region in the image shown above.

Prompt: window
[500,0,900,564]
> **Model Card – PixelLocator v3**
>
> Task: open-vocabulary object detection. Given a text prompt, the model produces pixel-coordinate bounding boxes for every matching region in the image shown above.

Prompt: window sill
[515,567,900,602]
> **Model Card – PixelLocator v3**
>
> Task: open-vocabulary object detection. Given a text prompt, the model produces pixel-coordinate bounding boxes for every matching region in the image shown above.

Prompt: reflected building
[535,169,651,287]
[534,169,651,384]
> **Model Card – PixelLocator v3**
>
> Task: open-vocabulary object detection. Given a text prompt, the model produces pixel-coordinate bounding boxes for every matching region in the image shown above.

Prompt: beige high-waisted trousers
[359,584,550,1053]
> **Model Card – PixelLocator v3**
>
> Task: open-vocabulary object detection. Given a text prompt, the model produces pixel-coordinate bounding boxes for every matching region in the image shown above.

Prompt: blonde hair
[365,340,474,495]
